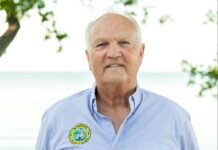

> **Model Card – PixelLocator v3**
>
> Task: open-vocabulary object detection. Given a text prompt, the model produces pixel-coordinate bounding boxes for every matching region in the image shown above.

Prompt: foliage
[181,59,218,97]
[0,0,68,53]
[203,10,218,24]
[119,0,136,6]
[181,9,217,98]
[159,15,173,24]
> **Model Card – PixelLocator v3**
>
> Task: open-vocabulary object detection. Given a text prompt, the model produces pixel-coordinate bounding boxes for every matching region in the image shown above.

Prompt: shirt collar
[88,83,97,115]
[128,84,142,115]
[88,83,142,116]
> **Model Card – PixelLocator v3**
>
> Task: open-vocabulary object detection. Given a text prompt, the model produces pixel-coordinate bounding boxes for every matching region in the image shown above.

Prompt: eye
[96,42,108,48]
[118,41,130,45]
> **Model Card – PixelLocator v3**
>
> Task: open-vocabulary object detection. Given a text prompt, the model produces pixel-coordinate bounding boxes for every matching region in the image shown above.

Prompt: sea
[0,71,217,150]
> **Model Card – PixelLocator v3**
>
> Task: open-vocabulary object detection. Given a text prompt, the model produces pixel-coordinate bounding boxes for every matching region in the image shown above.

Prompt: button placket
[101,117,116,140]
[111,144,122,150]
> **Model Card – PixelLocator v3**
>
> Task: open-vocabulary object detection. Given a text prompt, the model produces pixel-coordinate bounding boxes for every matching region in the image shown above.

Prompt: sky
[0,0,217,72]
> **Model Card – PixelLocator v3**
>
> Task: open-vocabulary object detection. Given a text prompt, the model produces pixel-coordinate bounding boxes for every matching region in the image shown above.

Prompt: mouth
[105,64,124,69]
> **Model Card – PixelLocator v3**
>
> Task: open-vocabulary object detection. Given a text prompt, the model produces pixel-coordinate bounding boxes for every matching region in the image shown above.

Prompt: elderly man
[36,12,199,150]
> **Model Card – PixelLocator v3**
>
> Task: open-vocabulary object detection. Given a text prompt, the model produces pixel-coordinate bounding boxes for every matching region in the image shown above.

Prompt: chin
[103,76,129,84]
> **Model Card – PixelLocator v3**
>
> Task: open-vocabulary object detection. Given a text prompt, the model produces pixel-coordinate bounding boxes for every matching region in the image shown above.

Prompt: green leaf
[37,0,45,9]
[44,34,51,40]
[56,46,62,52]
[159,15,173,24]
[122,0,136,6]
[56,33,68,41]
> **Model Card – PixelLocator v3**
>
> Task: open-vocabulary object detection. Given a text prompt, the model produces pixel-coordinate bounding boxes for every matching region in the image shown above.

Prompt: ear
[139,43,145,65]
[85,50,92,71]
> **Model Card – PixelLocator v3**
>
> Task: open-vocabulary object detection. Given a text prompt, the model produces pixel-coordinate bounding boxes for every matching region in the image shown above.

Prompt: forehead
[89,14,137,40]
[92,14,135,28]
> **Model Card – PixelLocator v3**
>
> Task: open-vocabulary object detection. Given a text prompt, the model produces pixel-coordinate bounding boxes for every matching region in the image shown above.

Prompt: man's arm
[180,115,200,150]
[35,111,52,150]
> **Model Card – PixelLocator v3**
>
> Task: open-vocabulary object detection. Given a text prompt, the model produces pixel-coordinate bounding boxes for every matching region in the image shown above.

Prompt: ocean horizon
[0,71,217,150]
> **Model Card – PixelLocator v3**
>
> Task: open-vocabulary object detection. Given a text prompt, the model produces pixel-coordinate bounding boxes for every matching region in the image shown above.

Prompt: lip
[105,64,125,69]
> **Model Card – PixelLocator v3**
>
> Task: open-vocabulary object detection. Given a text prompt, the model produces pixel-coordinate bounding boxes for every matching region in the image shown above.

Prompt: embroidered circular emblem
[68,124,91,144]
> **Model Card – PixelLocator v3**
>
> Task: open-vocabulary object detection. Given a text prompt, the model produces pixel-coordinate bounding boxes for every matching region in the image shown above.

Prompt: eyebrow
[91,37,106,42]
[92,37,131,43]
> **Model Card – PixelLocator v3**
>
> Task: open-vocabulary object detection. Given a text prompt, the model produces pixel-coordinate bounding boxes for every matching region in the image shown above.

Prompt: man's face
[86,14,144,86]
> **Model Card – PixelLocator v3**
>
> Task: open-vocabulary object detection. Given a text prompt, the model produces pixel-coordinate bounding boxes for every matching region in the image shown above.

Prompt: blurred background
[0,0,217,149]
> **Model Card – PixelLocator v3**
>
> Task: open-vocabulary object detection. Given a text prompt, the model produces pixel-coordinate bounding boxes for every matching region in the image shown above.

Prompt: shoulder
[45,88,92,116]
[140,88,190,119]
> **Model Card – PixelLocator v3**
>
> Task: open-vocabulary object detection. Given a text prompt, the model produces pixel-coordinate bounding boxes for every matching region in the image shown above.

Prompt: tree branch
[0,15,20,57]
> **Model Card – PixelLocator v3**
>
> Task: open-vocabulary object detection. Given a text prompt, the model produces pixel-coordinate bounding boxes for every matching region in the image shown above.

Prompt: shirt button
[105,121,110,126]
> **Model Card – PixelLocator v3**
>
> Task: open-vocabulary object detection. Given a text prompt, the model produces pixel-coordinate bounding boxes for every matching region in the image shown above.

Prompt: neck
[95,82,137,133]
[96,82,136,108]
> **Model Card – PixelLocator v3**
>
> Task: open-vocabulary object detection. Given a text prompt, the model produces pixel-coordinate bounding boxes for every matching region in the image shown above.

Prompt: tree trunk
[0,15,20,57]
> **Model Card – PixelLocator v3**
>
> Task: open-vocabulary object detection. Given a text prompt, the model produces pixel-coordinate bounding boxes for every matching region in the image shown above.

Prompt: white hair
[85,11,142,49]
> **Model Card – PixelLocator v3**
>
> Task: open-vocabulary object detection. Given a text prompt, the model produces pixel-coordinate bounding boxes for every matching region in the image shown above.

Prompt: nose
[106,43,121,58]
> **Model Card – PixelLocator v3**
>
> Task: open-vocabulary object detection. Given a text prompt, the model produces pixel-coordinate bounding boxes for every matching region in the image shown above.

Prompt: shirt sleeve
[35,111,53,150]
[180,113,200,150]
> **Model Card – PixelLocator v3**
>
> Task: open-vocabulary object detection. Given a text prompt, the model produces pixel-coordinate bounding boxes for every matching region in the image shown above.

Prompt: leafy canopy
[0,0,67,52]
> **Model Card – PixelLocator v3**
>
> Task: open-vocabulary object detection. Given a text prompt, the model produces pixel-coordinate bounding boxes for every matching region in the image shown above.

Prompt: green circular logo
[69,124,91,144]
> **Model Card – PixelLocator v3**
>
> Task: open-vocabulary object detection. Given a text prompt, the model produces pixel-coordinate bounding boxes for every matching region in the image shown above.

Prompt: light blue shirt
[36,85,199,150]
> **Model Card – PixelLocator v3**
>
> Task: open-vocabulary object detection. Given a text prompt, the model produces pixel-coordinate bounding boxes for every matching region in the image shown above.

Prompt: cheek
[126,53,142,69]
[90,53,104,69]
